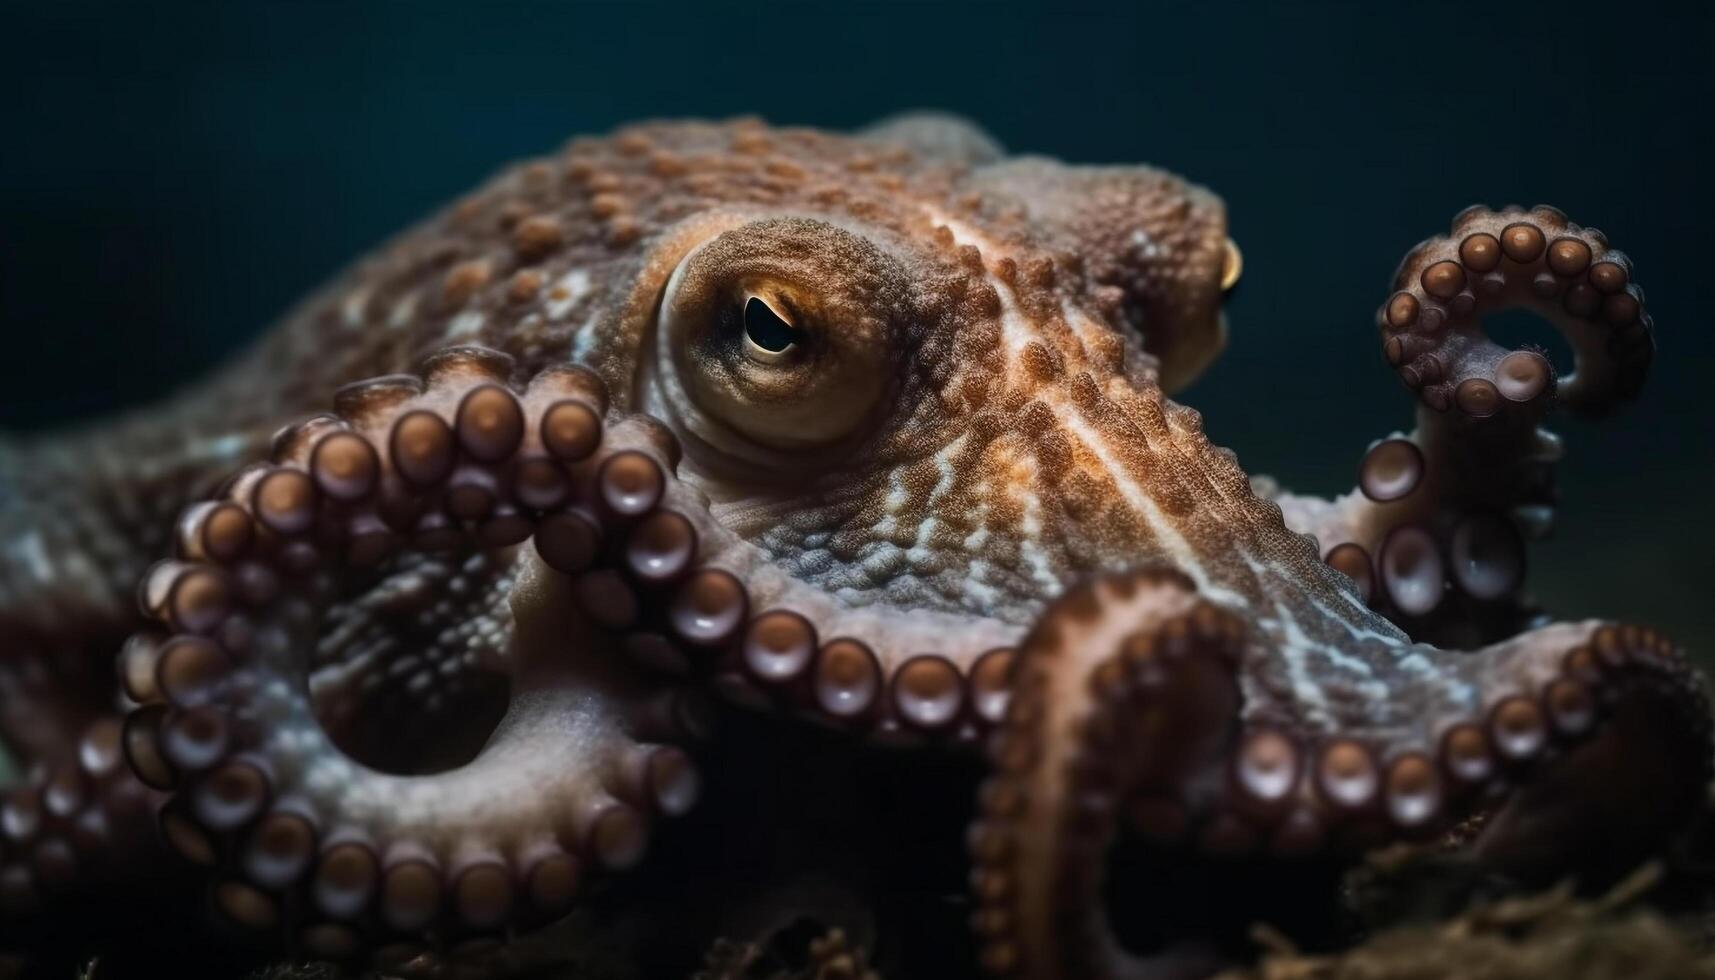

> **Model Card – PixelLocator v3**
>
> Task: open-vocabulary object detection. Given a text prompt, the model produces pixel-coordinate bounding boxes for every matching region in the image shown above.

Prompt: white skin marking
[962,514,991,552]
[926,435,966,502]
[927,213,1038,359]
[570,313,602,361]
[904,518,938,566]
[1243,552,1490,736]
[884,472,910,513]
[1259,594,1395,729]
[1299,587,1476,709]
[1061,300,1114,357]
[1129,228,1163,259]
[1012,483,1063,595]
[9,530,52,585]
[187,433,250,463]
[964,559,1002,607]
[1307,593,1431,669]
[389,292,419,330]
[873,450,922,540]
[1253,611,1335,727]
[341,287,371,328]
[1058,411,1227,600]
[546,268,591,320]
[1245,554,1415,657]
[1332,574,1378,619]
[1241,556,1377,683]
[445,310,485,338]
[861,542,905,581]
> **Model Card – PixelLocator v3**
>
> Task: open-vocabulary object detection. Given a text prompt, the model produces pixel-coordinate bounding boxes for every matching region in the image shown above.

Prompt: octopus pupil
[743,296,801,354]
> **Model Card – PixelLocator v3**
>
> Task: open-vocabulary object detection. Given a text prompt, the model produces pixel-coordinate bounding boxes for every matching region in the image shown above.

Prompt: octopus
[0,113,1706,980]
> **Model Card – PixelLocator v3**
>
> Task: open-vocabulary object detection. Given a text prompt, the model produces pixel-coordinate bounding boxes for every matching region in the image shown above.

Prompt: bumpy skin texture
[0,115,1706,979]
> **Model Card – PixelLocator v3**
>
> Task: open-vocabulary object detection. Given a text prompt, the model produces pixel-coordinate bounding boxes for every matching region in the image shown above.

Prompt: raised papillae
[0,114,1704,978]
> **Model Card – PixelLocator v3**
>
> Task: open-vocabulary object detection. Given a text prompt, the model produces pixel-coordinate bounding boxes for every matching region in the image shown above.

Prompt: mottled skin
[0,115,1705,979]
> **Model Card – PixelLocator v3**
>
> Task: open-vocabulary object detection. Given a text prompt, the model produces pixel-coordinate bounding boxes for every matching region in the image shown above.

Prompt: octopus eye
[1220,237,1244,293]
[742,295,803,362]
[656,216,901,455]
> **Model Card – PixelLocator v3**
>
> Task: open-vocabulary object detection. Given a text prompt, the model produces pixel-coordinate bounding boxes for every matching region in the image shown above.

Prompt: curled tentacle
[115,342,1028,968]
[1381,204,1650,418]
[1270,206,1654,640]
[972,570,1709,979]
[119,348,710,961]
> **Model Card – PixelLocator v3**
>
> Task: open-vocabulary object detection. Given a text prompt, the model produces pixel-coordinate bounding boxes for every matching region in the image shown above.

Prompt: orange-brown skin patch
[1,114,1236,649]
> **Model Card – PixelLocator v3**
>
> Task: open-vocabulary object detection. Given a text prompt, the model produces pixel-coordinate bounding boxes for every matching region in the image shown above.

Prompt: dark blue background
[3,1,1710,655]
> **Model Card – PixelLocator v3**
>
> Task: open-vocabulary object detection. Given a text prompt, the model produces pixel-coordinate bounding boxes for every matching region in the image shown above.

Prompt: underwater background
[2,0,1711,660]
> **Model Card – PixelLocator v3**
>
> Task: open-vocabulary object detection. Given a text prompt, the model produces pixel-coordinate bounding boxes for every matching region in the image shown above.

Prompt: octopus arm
[109,350,710,956]
[972,568,1710,979]
[1268,206,1654,643]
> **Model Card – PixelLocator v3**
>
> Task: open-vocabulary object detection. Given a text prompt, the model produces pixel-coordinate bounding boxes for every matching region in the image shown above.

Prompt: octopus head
[627,156,1240,669]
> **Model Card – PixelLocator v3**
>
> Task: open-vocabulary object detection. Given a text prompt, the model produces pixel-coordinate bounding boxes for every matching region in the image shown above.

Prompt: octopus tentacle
[588,487,1025,745]
[1383,204,1649,417]
[971,569,1237,979]
[633,606,1018,747]
[511,420,1026,748]
[1228,619,1709,873]
[554,453,1023,747]
[973,570,1709,979]
[116,348,709,960]
[0,715,164,926]
[1269,206,1653,639]
[0,636,185,964]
